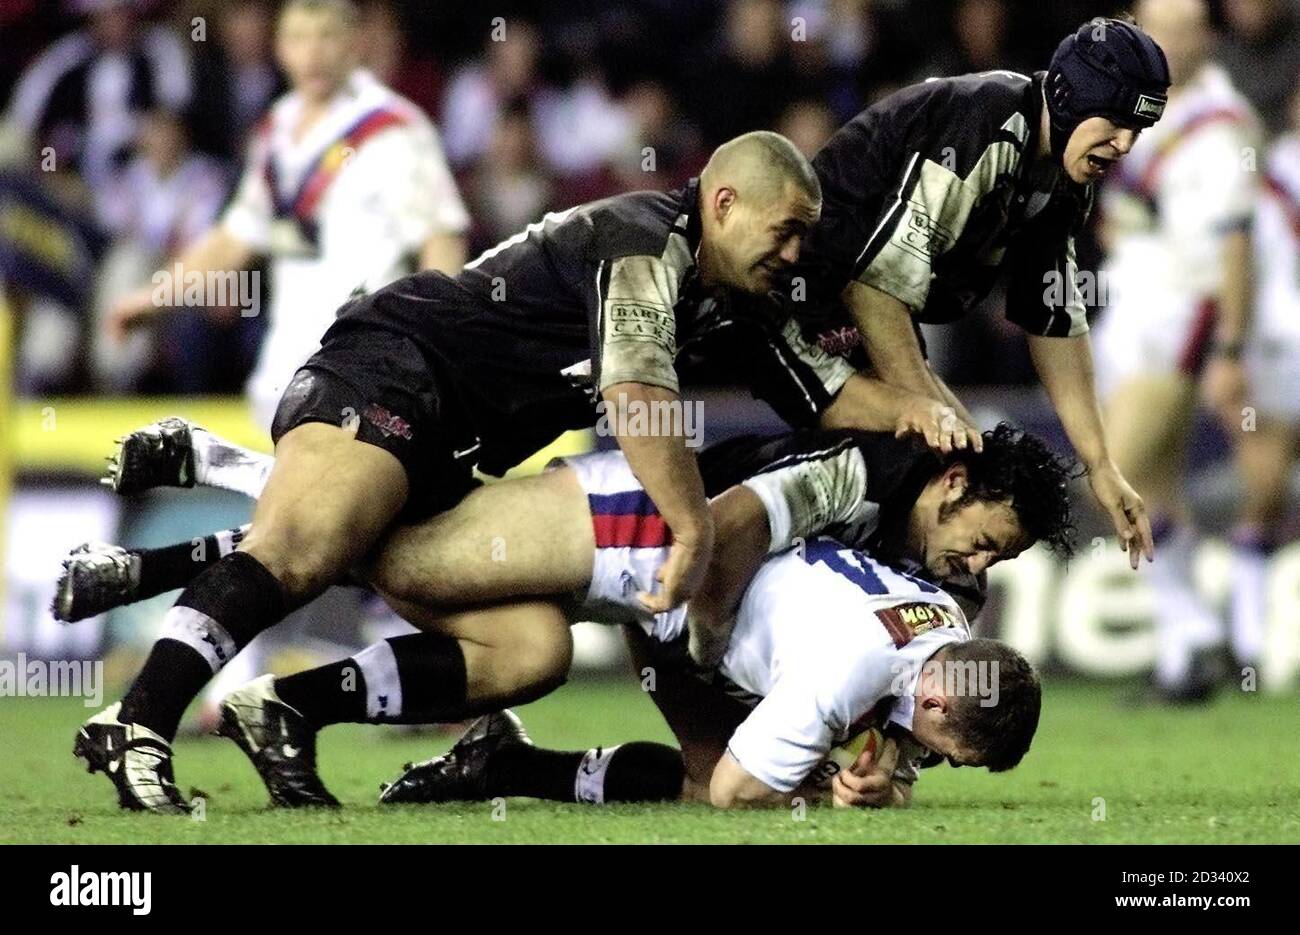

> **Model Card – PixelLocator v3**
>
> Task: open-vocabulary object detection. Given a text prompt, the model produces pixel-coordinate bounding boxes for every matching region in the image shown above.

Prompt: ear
[713,185,736,222]
[942,462,969,501]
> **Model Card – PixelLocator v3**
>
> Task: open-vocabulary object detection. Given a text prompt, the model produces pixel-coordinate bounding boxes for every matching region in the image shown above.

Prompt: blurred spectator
[924,0,1018,78]
[1217,0,1300,137]
[440,18,544,167]
[3,0,193,191]
[356,0,443,118]
[611,79,705,191]
[93,107,234,392]
[787,0,922,119]
[776,98,837,157]
[687,0,799,147]
[188,0,284,161]
[461,98,553,253]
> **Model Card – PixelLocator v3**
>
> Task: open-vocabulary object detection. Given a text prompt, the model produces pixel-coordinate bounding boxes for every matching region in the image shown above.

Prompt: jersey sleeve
[741,441,868,553]
[727,641,888,793]
[853,109,1030,314]
[725,673,844,793]
[596,239,693,393]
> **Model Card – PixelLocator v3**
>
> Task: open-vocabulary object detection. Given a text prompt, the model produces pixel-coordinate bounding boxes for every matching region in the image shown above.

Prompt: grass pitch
[2,678,1297,844]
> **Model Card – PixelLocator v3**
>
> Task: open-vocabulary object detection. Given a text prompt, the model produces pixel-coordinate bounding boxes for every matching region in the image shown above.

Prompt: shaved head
[695,130,822,294]
[701,130,822,205]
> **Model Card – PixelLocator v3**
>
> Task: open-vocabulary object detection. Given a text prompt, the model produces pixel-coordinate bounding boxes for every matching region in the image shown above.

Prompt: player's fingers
[968,424,984,453]
[831,774,864,807]
[835,766,874,794]
[1135,508,1155,562]
[636,591,666,613]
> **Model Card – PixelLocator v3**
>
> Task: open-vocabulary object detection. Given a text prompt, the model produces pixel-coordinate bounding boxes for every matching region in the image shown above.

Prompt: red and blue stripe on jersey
[588,489,673,549]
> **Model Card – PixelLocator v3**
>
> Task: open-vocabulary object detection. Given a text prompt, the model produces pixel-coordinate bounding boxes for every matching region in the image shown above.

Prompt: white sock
[1150,523,1221,686]
[191,429,274,500]
[574,746,621,804]
[1228,534,1270,667]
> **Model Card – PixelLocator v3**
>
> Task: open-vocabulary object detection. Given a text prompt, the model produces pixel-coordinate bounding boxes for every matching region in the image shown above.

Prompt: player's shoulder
[583,184,696,261]
[881,70,1032,127]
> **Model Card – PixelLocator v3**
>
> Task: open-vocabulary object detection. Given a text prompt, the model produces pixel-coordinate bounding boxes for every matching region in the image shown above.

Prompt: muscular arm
[841,281,980,451]
[604,382,715,611]
[1028,332,1154,566]
[844,280,941,398]
[1026,332,1110,468]
[687,486,771,666]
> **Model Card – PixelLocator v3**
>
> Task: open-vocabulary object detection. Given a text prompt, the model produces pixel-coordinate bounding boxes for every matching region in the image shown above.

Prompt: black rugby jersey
[784,70,1094,354]
[331,181,854,474]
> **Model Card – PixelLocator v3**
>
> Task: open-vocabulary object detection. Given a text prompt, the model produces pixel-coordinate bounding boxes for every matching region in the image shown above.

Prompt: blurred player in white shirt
[102,0,468,719]
[1229,94,1300,671]
[108,0,469,432]
[1093,0,1261,701]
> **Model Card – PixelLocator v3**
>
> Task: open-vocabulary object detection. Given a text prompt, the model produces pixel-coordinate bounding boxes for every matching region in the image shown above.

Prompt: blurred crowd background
[3,0,1299,396]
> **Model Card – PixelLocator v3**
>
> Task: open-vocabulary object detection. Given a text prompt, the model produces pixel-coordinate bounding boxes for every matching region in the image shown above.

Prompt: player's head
[912,423,1077,578]
[1046,17,1171,183]
[910,638,1041,771]
[1136,0,1210,87]
[697,131,822,294]
[276,0,358,103]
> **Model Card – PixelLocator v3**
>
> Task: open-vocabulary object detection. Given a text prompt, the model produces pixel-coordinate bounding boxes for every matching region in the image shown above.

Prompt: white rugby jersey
[220,68,469,425]
[651,538,969,793]
[1255,135,1300,340]
[1102,63,1260,309]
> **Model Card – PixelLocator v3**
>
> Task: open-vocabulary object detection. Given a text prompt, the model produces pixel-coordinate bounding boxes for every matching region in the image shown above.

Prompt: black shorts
[270,322,480,518]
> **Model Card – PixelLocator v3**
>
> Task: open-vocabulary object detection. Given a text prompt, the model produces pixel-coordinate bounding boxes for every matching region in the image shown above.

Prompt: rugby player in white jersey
[88,421,1068,808]
[1226,95,1300,675]
[376,538,1042,810]
[107,0,469,434]
[1092,0,1261,701]
[97,0,470,723]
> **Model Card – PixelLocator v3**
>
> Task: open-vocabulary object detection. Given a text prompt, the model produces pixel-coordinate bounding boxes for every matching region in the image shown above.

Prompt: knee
[509,625,573,702]
[240,524,347,601]
[366,541,429,607]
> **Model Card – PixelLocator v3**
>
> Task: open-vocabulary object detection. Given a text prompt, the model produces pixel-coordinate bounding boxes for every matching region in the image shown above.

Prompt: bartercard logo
[50,865,151,915]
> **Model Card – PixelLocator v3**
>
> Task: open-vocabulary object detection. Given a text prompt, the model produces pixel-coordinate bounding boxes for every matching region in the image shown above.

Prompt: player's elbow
[708,759,780,809]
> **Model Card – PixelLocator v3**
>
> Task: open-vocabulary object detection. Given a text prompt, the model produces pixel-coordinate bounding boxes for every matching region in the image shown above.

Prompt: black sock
[275,633,469,728]
[120,551,286,740]
[133,526,247,599]
[274,657,368,729]
[488,742,684,803]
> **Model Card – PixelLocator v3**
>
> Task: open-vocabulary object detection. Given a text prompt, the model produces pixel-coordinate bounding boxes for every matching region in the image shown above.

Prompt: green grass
[2,678,1298,843]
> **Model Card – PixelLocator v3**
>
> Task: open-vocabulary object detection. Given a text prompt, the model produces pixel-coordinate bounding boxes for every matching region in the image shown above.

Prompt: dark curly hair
[946,422,1079,558]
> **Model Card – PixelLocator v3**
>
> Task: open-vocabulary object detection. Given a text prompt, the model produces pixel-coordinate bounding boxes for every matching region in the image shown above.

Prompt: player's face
[276,7,355,103]
[1063,117,1142,184]
[910,684,981,768]
[714,183,819,293]
[925,495,1029,578]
